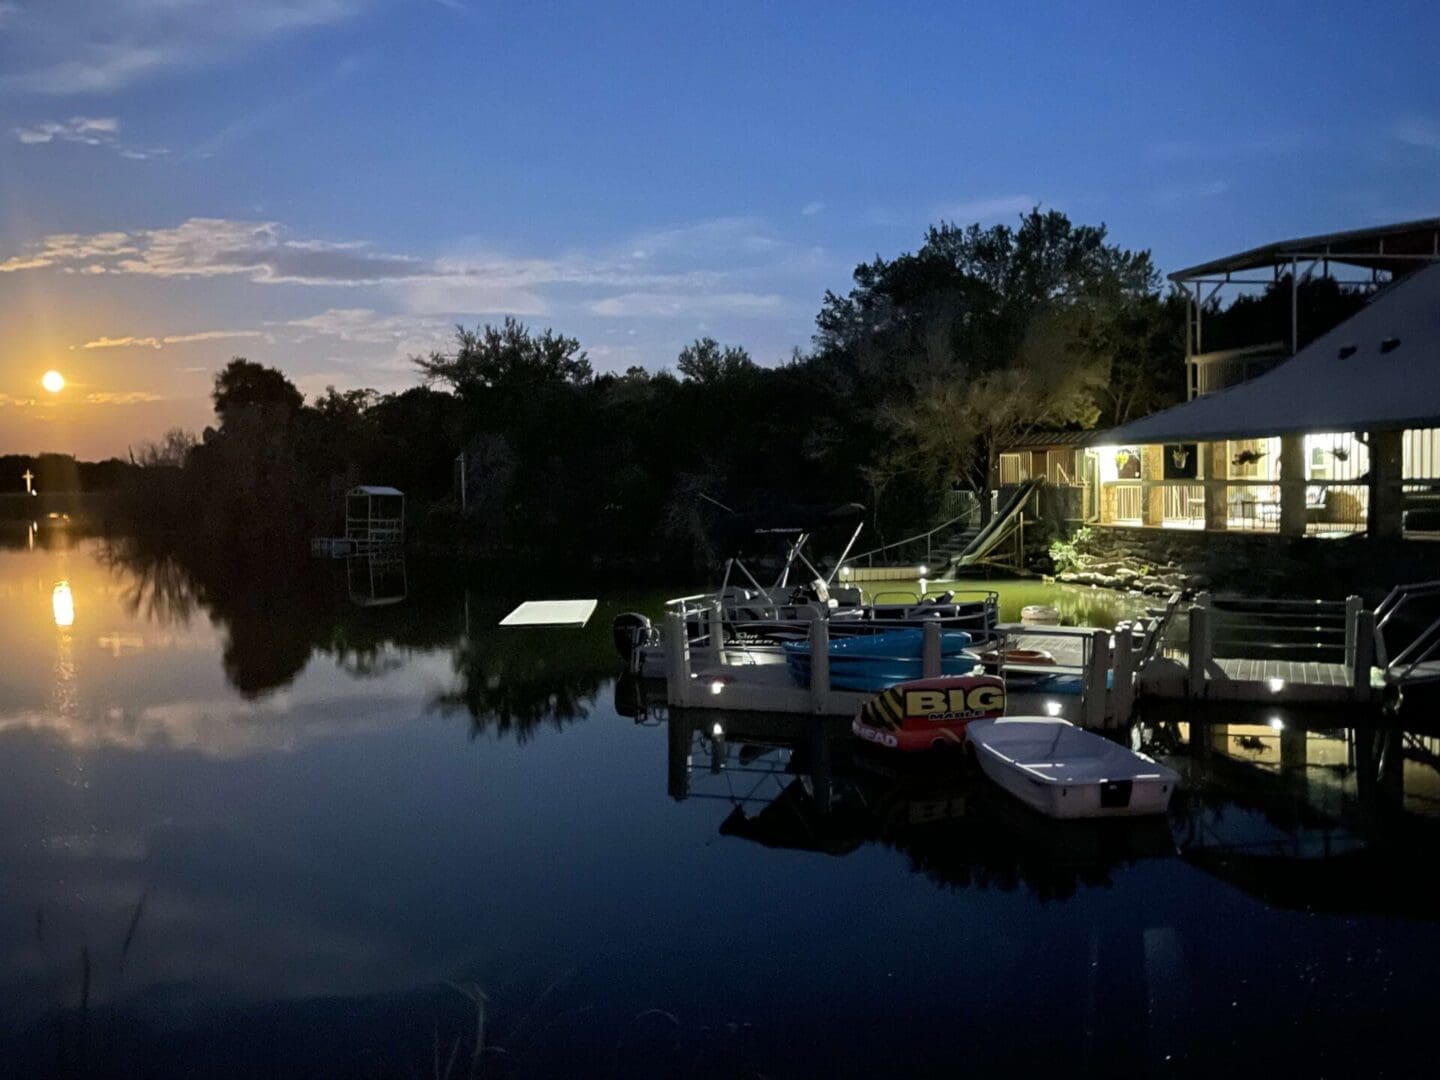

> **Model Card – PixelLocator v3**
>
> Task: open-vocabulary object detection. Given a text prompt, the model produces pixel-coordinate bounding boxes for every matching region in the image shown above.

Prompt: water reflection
[50,580,74,628]
[659,694,1440,915]
[3,535,1440,1076]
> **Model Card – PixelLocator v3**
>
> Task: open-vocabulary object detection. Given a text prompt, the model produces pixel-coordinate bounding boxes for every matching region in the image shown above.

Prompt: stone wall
[1053,525,1440,602]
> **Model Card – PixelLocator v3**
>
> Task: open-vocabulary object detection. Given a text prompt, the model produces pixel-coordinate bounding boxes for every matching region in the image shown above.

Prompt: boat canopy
[713,502,865,548]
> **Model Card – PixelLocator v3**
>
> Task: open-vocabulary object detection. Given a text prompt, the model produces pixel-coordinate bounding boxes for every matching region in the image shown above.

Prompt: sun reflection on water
[51,580,75,628]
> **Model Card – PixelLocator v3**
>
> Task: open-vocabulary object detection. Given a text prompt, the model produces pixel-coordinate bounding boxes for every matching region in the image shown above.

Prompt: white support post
[1083,628,1110,728]
[665,612,690,708]
[1111,621,1135,726]
[1188,605,1211,700]
[707,607,725,665]
[922,620,942,679]
[1351,610,1376,698]
[809,617,830,715]
[1344,595,1362,671]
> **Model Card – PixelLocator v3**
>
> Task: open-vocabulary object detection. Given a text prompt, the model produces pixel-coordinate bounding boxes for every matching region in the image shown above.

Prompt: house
[1081,218,1440,539]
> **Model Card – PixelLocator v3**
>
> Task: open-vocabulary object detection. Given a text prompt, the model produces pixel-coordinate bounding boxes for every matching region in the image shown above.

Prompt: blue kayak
[783,628,980,693]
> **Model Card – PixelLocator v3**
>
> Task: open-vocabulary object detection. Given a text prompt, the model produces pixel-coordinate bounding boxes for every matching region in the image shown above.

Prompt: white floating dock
[500,599,598,627]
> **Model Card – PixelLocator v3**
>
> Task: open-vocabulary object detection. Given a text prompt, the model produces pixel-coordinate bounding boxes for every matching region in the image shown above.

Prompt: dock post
[1187,605,1211,700]
[665,612,690,708]
[1351,609,1376,700]
[922,620,942,679]
[706,606,725,665]
[1083,628,1110,728]
[666,709,693,800]
[809,618,830,715]
[1111,621,1135,726]
[1344,595,1362,672]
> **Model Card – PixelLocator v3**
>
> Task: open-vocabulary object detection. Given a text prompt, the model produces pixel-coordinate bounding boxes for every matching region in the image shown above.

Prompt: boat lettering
[855,725,899,748]
[903,686,1005,719]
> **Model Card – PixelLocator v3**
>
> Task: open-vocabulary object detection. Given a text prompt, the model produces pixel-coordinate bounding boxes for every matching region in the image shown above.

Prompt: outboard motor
[612,612,654,668]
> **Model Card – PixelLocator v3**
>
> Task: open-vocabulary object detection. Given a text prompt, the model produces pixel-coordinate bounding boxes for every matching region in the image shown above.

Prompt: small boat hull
[852,674,1006,751]
[783,628,978,694]
[967,717,1179,819]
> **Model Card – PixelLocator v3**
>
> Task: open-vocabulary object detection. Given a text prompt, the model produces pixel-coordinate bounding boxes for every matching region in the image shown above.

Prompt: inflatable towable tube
[852,674,1006,751]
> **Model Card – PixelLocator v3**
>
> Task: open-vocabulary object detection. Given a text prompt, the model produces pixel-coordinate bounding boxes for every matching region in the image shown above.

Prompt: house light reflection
[52,581,75,629]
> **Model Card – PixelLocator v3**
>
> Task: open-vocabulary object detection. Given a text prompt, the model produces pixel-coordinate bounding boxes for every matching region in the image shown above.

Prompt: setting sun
[41,370,65,394]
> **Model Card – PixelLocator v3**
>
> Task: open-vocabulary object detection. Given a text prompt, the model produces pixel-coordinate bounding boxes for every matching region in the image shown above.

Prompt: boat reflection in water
[644,679,1440,913]
[664,704,1175,899]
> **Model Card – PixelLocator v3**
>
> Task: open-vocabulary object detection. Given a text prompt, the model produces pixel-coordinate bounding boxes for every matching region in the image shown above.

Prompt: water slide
[944,479,1040,573]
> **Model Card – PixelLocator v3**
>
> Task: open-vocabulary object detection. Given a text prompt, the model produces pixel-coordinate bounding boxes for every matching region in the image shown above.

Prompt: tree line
[107,208,1365,571]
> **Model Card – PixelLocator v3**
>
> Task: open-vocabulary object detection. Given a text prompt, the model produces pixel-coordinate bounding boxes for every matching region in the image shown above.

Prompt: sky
[0,0,1438,459]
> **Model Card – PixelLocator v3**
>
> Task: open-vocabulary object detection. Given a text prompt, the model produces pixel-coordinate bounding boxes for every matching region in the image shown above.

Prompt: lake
[2,527,1438,1077]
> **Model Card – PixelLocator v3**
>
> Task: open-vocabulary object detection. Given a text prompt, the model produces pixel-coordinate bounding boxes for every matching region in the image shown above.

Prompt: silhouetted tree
[212,358,304,423]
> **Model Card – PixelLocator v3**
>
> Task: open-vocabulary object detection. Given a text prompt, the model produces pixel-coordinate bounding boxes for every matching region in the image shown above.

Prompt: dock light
[709,679,725,696]
[1045,700,1064,717]
[1268,715,1285,731]
[712,722,724,738]
[51,581,74,629]
[1267,677,1285,694]
[918,565,929,577]
[840,565,851,579]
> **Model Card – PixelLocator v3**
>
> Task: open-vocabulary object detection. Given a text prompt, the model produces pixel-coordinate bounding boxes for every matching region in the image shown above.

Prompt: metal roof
[1099,261,1440,444]
[350,485,403,496]
[1169,217,1440,282]
[997,430,1096,451]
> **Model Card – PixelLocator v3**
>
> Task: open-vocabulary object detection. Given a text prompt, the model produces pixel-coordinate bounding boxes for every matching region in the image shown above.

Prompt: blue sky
[1,0,1437,456]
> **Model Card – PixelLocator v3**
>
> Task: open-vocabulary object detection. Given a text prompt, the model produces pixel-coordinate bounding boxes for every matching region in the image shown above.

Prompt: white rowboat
[967,717,1179,819]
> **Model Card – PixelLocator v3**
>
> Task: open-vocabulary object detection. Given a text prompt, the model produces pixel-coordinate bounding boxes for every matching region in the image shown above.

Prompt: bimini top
[1101,262,1440,445]
[1169,216,1440,281]
[349,485,403,497]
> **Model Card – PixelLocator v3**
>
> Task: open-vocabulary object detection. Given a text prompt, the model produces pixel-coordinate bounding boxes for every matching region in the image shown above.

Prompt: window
[998,453,1029,485]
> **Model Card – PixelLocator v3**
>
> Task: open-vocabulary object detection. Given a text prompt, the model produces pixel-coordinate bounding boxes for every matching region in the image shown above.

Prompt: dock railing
[1375,579,1440,686]
[1178,591,1375,702]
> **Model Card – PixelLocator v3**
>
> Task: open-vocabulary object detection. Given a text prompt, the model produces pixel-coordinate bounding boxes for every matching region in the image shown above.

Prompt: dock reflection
[653,691,1440,914]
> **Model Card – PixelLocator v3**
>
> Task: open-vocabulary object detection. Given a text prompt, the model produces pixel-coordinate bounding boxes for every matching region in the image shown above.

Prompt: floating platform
[500,599,598,627]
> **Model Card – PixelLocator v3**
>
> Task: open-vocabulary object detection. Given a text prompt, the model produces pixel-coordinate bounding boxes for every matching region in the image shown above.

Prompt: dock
[660,611,1149,728]
[1138,592,1380,707]
[654,579,1432,728]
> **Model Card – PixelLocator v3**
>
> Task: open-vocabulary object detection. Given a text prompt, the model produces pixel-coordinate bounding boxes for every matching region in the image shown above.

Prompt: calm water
[3,529,1439,1078]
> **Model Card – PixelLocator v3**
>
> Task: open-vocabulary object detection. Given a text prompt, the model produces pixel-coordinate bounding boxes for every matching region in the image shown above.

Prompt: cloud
[1,218,426,284]
[1392,115,1440,150]
[13,115,165,159]
[84,391,165,404]
[83,330,267,350]
[934,195,1037,224]
[14,115,117,144]
[588,291,785,319]
[801,201,825,216]
[287,308,453,355]
[1,1,376,94]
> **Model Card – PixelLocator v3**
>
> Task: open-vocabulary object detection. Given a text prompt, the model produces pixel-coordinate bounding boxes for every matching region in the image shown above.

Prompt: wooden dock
[1137,593,1380,707]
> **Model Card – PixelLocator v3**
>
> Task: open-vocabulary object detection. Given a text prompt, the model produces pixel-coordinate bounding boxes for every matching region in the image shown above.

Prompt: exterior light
[1268,715,1285,731]
[919,565,929,576]
[1267,677,1285,693]
[709,680,725,696]
[1045,700,1064,717]
[711,721,724,737]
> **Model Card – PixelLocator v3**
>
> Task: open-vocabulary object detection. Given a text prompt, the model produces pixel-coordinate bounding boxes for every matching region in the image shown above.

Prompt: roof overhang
[1169,217,1440,282]
[1099,262,1440,445]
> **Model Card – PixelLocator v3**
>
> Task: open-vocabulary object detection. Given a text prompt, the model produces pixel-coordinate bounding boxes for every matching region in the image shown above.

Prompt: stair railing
[843,498,980,571]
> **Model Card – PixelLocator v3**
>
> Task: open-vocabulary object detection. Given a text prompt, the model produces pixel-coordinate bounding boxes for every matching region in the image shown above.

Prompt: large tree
[815,208,1167,512]
[212,358,304,423]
